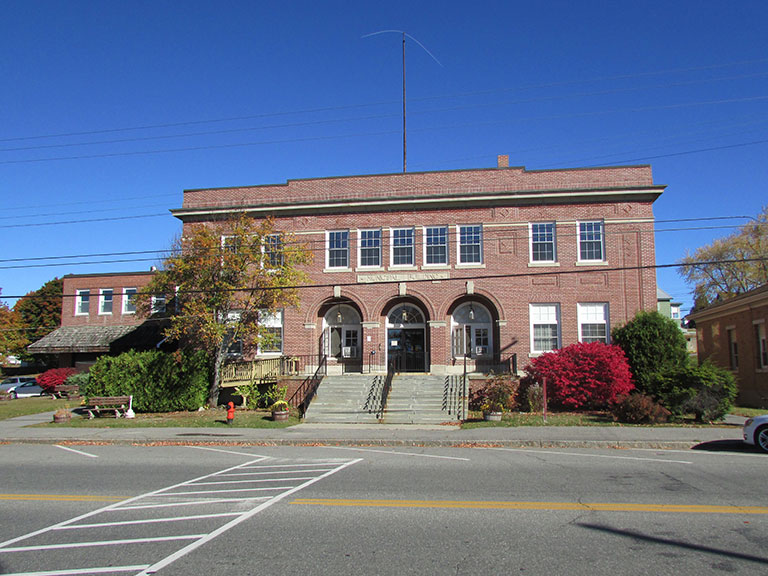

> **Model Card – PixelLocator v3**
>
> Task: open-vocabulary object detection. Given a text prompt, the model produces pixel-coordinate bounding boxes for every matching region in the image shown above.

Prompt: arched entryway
[321,302,363,372]
[450,301,494,359]
[386,302,428,372]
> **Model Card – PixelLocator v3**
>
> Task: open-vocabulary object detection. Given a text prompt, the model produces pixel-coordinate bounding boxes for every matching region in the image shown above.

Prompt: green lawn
[0,396,74,420]
[44,409,299,428]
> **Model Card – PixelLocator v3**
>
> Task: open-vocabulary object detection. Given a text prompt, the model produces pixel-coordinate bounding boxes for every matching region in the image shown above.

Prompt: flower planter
[483,411,502,422]
[53,412,72,424]
[272,410,290,422]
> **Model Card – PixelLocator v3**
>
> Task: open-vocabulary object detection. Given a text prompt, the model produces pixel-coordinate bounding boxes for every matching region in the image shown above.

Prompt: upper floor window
[264,233,284,267]
[578,303,609,344]
[359,229,382,268]
[458,225,483,264]
[578,221,604,261]
[424,226,448,265]
[530,222,556,263]
[327,230,350,269]
[123,288,137,314]
[75,290,90,316]
[391,228,414,266]
[530,303,560,353]
[99,289,113,315]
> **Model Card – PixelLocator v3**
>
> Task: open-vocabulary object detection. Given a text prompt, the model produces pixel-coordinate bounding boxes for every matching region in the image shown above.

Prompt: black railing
[377,359,396,420]
[475,353,517,375]
[287,355,327,417]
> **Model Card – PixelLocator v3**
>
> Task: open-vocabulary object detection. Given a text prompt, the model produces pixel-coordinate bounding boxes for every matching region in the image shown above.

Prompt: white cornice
[171,188,663,220]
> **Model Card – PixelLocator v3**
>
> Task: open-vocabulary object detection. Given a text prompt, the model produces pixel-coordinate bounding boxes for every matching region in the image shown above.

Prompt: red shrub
[36,368,77,392]
[523,342,634,410]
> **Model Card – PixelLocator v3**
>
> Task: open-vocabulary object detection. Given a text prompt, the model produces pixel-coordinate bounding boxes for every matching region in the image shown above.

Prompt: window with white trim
[75,290,90,316]
[530,222,556,263]
[530,304,560,353]
[99,289,113,315]
[258,309,283,354]
[151,295,166,314]
[578,303,609,344]
[264,233,284,267]
[458,225,483,264]
[122,288,137,314]
[755,322,767,369]
[578,221,604,261]
[327,230,349,268]
[424,226,448,265]
[391,228,414,266]
[359,229,382,268]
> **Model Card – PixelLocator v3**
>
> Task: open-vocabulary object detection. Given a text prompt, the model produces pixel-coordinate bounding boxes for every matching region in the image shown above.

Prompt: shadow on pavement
[691,439,761,454]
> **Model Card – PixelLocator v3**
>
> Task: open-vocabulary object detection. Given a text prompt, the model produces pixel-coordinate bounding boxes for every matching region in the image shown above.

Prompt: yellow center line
[291,498,768,515]
[0,494,126,502]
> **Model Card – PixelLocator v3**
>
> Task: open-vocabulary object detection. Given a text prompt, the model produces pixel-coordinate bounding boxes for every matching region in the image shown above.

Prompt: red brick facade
[61,272,156,328]
[690,285,768,408]
[173,161,664,375]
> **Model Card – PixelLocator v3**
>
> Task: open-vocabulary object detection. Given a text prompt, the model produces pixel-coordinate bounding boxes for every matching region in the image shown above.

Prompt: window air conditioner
[342,346,357,358]
[475,346,488,356]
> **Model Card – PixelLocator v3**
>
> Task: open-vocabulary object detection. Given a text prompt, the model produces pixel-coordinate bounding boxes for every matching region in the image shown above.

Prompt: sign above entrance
[357,271,450,283]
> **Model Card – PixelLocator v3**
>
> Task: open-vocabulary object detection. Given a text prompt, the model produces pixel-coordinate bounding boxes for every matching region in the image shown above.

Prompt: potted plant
[268,400,291,421]
[52,408,72,424]
[481,400,504,421]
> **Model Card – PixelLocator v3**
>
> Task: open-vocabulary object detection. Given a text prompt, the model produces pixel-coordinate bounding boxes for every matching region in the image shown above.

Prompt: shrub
[36,368,77,392]
[469,373,519,413]
[526,384,544,412]
[522,342,634,410]
[649,360,738,421]
[84,350,209,412]
[611,393,671,424]
[611,311,688,396]
[65,371,89,390]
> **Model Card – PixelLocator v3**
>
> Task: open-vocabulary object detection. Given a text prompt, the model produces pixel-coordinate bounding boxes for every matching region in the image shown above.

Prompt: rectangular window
[425,226,448,265]
[391,228,414,266]
[122,288,137,314]
[99,289,113,315]
[474,327,489,356]
[579,221,604,261]
[264,234,284,267]
[359,229,381,268]
[258,309,283,354]
[458,225,483,264]
[578,303,609,344]
[75,290,90,316]
[530,304,560,353]
[755,322,767,369]
[151,295,166,314]
[727,328,739,370]
[327,230,349,269]
[530,222,556,262]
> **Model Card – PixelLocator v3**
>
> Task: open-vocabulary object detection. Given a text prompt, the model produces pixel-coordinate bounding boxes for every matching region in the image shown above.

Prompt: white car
[743,414,768,453]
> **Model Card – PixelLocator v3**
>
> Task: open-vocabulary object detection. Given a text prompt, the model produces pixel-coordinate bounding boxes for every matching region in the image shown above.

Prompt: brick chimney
[497,154,509,168]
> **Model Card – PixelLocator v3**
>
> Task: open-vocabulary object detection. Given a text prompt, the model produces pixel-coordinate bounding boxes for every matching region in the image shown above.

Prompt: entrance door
[388,328,426,372]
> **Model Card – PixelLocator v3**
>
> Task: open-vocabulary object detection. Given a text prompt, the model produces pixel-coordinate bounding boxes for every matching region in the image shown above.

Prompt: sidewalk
[0,411,748,450]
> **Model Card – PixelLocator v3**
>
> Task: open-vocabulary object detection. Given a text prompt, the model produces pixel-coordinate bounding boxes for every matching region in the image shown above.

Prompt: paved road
[1,443,765,576]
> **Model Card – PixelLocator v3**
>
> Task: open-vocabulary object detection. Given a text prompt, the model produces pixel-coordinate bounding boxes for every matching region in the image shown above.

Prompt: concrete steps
[303,375,381,424]
[382,374,455,425]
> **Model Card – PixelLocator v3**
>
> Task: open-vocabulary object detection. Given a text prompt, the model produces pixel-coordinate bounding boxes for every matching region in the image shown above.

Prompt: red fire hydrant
[226,401,235,425]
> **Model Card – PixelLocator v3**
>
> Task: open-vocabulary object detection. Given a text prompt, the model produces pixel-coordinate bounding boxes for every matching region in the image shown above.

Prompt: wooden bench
[85,396,133,419]
[51,384,81,399]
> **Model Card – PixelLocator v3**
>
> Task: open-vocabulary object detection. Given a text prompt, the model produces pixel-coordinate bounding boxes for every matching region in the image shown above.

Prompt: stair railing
[288,354,327,417]
[377,359,395,420]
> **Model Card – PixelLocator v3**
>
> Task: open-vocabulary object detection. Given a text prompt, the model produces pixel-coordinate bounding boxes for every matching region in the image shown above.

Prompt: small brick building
[28,271,167,370]
[689,284,768,408]
[172,157,664,375]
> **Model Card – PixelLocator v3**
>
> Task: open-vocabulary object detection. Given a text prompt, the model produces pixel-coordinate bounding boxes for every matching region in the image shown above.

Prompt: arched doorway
[322,303,362,371]
[450,301,494,359]
[386,303,428,372]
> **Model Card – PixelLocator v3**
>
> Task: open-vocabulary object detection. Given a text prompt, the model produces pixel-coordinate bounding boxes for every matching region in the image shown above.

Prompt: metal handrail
[287,355,327,417]
[377,360,395,419]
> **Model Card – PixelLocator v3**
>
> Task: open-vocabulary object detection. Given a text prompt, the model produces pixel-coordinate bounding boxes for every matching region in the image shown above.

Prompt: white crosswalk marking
[0,454,361,576]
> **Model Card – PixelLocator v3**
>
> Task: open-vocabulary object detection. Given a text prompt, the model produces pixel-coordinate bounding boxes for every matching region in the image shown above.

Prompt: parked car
[743,414,768,453]
[7,381,45,399]
[0,377,36,393]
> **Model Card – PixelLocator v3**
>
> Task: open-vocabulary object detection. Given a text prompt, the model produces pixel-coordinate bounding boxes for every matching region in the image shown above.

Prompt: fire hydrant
[226,401,235,425]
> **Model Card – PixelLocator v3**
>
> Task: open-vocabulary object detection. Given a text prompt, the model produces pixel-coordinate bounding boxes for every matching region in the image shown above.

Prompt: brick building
[688,284,768,408]
[28,271,167,370]
[172,156,664,376]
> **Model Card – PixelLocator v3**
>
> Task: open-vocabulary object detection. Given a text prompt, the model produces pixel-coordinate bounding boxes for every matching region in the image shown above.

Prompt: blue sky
[1,1,767,316]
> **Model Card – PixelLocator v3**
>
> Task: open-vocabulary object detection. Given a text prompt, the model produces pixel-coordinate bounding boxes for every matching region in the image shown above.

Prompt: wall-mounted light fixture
[469,303,475,321]
[336,304,343,324]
